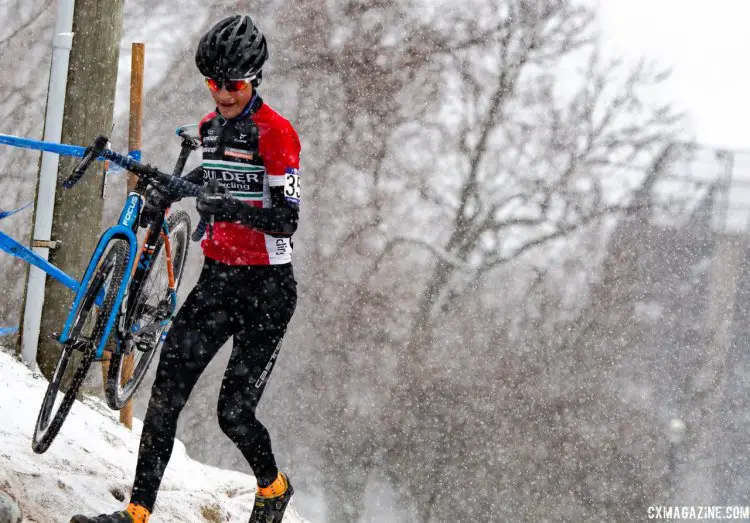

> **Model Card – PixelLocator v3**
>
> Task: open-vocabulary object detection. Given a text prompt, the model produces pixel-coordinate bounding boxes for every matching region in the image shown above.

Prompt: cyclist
[71,14,301,523]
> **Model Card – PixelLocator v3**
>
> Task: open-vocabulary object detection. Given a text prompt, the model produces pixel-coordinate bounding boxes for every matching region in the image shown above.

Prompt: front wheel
[32,239,129,453]
[106,210,191,409]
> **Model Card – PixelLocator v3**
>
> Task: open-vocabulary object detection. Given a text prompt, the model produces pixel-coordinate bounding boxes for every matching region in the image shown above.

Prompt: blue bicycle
[32,130,206,453]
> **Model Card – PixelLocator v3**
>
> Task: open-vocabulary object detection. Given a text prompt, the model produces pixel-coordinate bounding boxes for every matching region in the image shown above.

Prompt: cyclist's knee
[217,392,259,435]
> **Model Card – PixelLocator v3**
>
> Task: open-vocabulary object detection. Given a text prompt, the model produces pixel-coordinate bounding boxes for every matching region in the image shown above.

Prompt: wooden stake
[118,42,146,429]
[127,42,145,192]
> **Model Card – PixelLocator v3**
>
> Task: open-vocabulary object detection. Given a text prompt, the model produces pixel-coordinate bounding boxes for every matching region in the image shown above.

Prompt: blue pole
[0,133,134,346]
[0,133,87,157]
[0,326,18,337]
[0,231,79,293]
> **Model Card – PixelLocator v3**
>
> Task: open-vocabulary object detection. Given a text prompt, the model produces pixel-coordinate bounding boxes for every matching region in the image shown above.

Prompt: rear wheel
[32,239,129,453]
[105,211,191,409]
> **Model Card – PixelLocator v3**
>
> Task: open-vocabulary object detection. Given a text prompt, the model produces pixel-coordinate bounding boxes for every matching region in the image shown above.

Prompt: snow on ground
[0,349,309,523]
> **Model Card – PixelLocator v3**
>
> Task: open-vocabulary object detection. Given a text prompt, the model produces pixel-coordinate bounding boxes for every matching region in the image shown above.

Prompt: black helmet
[195,15,268,86]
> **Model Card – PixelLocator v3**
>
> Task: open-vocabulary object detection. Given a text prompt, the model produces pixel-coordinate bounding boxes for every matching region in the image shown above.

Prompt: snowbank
[0,350,309,523]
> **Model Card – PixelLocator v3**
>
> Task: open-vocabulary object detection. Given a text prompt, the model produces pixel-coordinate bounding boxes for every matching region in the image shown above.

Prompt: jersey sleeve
[263,120,302,205]
[233,119,301,238]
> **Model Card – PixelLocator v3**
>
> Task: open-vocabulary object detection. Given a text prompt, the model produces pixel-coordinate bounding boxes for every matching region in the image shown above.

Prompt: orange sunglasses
[204,77,252,93]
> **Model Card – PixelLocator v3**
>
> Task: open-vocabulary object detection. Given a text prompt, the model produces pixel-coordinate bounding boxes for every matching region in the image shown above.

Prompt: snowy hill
[0,350,309,523]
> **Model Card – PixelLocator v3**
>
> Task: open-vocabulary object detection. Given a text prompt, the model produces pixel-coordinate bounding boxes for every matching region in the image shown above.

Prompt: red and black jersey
[193,94,301,265]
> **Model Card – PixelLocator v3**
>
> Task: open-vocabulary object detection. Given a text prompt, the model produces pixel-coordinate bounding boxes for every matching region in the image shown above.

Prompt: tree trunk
[404,258,452,369]
[36,0,124,379]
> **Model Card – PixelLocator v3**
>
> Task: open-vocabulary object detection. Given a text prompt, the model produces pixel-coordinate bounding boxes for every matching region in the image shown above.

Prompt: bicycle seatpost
[173,129,200,177]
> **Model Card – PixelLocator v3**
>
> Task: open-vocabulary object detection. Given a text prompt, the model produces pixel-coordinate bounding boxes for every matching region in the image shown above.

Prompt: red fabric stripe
[198,111,217,131]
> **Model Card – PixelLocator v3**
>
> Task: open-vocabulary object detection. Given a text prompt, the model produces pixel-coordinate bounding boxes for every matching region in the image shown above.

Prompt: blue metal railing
[0,132,136,336]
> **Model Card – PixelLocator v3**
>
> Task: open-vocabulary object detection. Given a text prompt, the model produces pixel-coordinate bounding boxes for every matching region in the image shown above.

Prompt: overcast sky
[599,0,750,151]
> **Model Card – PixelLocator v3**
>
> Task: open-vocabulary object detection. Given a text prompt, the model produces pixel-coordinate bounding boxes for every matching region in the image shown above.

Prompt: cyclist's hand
[197,181,241,221]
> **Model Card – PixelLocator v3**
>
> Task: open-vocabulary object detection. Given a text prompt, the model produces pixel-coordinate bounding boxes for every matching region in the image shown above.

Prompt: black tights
[130,259,296,512]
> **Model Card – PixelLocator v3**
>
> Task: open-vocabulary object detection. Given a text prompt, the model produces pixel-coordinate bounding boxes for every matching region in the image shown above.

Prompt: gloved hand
[145,181,182,208]
[196,180,242,221]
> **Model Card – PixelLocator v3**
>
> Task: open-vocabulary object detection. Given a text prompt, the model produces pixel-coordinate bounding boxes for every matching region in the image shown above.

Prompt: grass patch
[200,503,224,522]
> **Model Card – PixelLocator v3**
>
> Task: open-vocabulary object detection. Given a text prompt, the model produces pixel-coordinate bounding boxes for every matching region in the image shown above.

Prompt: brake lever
[192,181,224,241]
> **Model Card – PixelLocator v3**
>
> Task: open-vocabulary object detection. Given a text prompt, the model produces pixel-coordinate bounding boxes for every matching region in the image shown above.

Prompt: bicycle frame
[59,198,188,360]
[58,127,201,359]
[0,127,202,353]
[57,196,140,358]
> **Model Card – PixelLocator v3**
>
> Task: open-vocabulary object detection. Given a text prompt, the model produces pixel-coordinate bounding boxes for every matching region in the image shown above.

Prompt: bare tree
[273,2,459,519]
[297,0,685,520]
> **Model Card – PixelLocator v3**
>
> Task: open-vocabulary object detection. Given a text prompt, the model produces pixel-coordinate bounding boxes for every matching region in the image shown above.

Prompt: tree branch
[0,0,52,52]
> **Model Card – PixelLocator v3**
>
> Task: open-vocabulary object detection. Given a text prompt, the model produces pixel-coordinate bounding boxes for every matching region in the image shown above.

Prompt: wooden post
[118,351,136,428]
[120,43,145,429]
[127,43,144,192]
[36,0,125,380]
[100,42,144,430]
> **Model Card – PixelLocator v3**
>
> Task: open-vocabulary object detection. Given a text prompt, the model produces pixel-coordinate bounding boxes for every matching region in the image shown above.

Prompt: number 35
[284,171,301,201]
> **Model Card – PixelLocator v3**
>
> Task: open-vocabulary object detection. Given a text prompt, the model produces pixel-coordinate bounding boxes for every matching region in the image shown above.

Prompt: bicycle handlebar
[66,134,210,240]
